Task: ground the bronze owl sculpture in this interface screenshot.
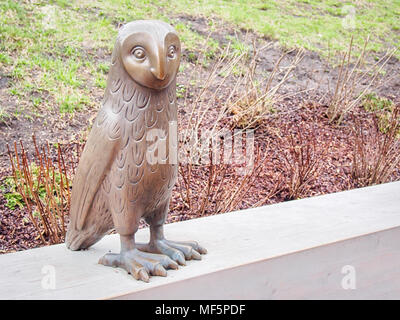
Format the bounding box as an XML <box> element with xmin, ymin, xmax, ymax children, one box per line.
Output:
<box><xmin>66</xmin><ymin>20</ymin><xmax>206</xmax><ymax>282</ymax></box>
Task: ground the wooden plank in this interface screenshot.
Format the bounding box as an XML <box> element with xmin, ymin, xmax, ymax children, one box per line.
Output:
<box><xmin>0</xmin><ymin>182</ymin><xmax>400</xmax><ymax>299</ymax></box>
<box><xmin>116</xmin><ymin>227</ymin><xmax>400</xmax><ymax>300</ymax></box>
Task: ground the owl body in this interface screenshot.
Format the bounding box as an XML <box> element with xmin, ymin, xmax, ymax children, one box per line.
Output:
<box><xmin>66</xmin><ymin>20</ymin><xmax>181</xmax><ymax>250</ymax></box>
<box><xmin>98</xmin><ymin>77</ymin><xmax>178</xmax><ymax>235</ymax></box>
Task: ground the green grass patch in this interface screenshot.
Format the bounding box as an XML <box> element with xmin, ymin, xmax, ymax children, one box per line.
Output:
<box><xmin>0</xmin><ymin>161</ymin><xmax>69</xmax><ymax>210</ymax></box>
<box><xmin>362</xmin><ymin>93</ymin><xmax>396</xmax><ymax>134</ymax></box>
<box><xmin>156</xmin><ymin>0</ymin><xmax>400</xmax><ymax>60</ymax></box>
<box><xmin>0</xmin><ymin>0</ymin><xmax>398</xmax><ymax>117</ymax></box>
<box><xmin>0</xmin><ymin>0</ymin><xmax>219</xmax><ymax>115</ymax></box>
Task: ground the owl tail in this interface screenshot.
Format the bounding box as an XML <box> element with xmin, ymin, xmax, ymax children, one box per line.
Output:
<box><xmin>65</xmin><ymin>223</ymin><xmax>108</xmax><ymax>251</ymax></box>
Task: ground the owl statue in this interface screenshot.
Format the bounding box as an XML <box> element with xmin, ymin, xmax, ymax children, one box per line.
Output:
<box><xmin>66</xmin><ymin>20</ymin><xmax>206</xmax><ymax>282</ymax></box>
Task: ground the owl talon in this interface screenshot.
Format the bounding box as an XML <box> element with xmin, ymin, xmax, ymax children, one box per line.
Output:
<box><xmin>137</xmin><ymin>239</ymin><xmax>206</xmax><ymax>265</ymax></box>
<box><xmin>191</xmin><ymin>249</ymin><xmax>202</xmax><ymax>260</ymax></box>
<box><xmin>153</xmin><ymin>264</ymin><xmax>168</xmax><ymax>277</ymax></box>
<box><xmin>163</xmin><ymin>240</ymin><xmax>206</xmax><ymax>261</ymax></box>
<box><xmin>172</xmin><ymin>251</ymin><xmax>186</xmax><ymax>266</ymax></box>
<box><xmin>98</xmin><ymin>253</ymin><xmax>121</xmax><ymax>267</ymax></box>
<box><xmin>166</xmin><ymin>240</ymin><xmax>207</xmax><ymax>256</ymax></box>
<box><xmin>136</xmin><ymin>268</ymin><xmax>150</xmax><ymax>282</ymax></box>
<box><xmin>99</xmin><ymin>248</ymin><xmax>174</xmax><ymax>282</ymax></box>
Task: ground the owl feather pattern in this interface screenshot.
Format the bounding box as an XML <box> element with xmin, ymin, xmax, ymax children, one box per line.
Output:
<box><xmin>66</xmin><ymin>22</ymin><xmax>178</xmax><ymax>250</ymax></box>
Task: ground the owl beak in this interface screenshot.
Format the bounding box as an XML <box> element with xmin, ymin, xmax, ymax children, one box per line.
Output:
<box><xmin>150</xmin><ymin>64</ymin><xmax>167</xmax><ymax>81</ymax></box>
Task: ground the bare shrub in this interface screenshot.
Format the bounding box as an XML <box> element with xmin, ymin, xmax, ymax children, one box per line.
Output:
<box><xmin>351</xmin><ymin>104</ymin><xmax>400</xmax><ymax>187</ymax></box>
<box><xmin>179</xmin><ymin>37</ymin><xmax>306</xmax><ymax>166</ymax></box>
<box><xmin>229</xmin><ymin>45</ymin><xmax>305</xmax><ymax>129</ymax></box>
<box><xmin>6</xmin><ymin>135</ymin><xmax>77</xmax><ymax>245</ymax></box>
<box><xmin>175</xmin><ymin>37</ymin><xmax>299</xmax><ymax>215</ymax></box>
<box><xmin>277</xmin><ymin>125</ymin><xmax>327</xmax><ymax>200</ymax></box>
<box><xmin>327</xmin><ymin>36</ymin><xmax>396</xmax><ymax>125</ymax></box>
<box><xmin>176</xmin><ymin>143</ymin><xmax>282</xmax><ymax>217</ymax></box>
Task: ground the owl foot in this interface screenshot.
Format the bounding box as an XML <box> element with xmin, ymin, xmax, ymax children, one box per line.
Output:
<box><xmin>98</xmin><ymin>248</ymin><xmax>178</xmax><ymax>282</ymax></box>
<box><xmin>136</xmin><ymin>239</ymin><xmax>207</xmax><ymax>266</ymax></box>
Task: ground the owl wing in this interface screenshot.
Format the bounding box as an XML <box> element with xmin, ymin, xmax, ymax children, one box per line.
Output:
<box><xmin>69</xmin><ymin>104</ymin><xmax>121</xmax><ymax>231</ymax></box>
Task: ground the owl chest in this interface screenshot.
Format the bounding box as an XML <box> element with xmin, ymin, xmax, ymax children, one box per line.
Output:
<box><xmin>107</xmin><ymin>117</ymin><xmax>177</xmax><ymax>210</ymax></box>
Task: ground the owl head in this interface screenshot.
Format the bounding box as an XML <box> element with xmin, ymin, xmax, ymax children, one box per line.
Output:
<box><xmin>116</xmin><ymin>20</ymin><xmax>181</xmax><ymax>90</ymax></box>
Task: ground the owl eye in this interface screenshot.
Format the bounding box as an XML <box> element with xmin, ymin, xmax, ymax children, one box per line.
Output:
<box><xmin>132</xmin><ymin>47</ymin><xmax>146</xmax><ymax>60</ymax></box>
<box><xmin>167</xmin><ymin>45</ymin><xmax>177</xmax><ymax>59</ymax></box>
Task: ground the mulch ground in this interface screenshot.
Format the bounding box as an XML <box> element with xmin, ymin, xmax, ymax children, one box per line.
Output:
<box><xmin>2</xmin><ymin>91</ymin><xmax>400</xmax><ymax>254</ymax></box>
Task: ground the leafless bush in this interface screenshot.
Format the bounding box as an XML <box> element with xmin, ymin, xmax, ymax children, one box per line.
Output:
<box><xmin>278</xmin><ymin>125</ymin><xmax>327</xmax><ymax>200</ymax></box>
<box><xmin>327</xmin><ymin>36</ymin><xmax>396</xmax><ymax>124</ymax></box>
<box><xmin>6</xmin><ymin>135</ymin><xmax>78</xmax><ymax>245</ymax></box>
<box><xmin>230</xmin><ymin>46</ymin><xmax>305</xmax><ymax>129</ymax></box>
<box><xmin>177</xmin><ymin>143</ymin><xmax>282</xmax><ymax>217</ymax></box>
<box><xmin>179</xmin><ymin>37</ymin><xmax>305</xmax><ymax>166</ymax></box>
<box><xmin>351</xmin><ymin>104</ymin><xmax>400</xmax><ymax>187</ymax></box>
<box><xmin>175</xmin><ymin>36</ymin><xmax>305</xmax><ymax>214</ymax></box>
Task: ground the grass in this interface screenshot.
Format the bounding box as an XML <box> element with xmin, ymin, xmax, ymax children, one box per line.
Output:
<box><xmin>0</xmin><ymin>0</ymin><xmax>398</xmax><ymax>118</ymax></box>
<box><xmin>157</xmin><ymin>0</ymin><xmax>400</xmax><ymax>59</ymax></box>
<box><xmin>0</xmin><ymin>105</ymin><xmax>11</xmax><ymax>125</ymax></box>
<box><xmin>0</xmin><ymin>0</ymin><xmax>216</xmax><ymax>115</ymax></box>
<box><xmin>362</xmin><ymin>92</ymin><xmax>397</xmax><ymax>134</ymax></box>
